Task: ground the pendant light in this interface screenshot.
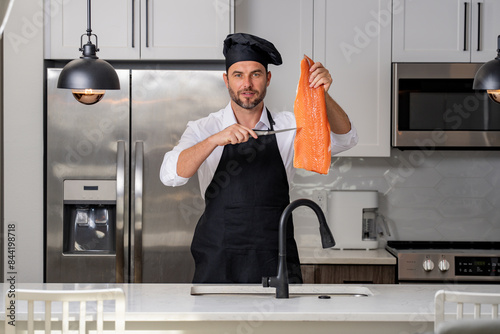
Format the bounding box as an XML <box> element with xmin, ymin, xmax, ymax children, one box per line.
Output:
<box><xmin>473</xmin><ymin>35</ymin><xmax>500</xmax><ymax>104</ymax></box>
<box><xmin>57</xmin><ymin>0</ymin><xmax>120</xmax><ymax>105</ymax></box>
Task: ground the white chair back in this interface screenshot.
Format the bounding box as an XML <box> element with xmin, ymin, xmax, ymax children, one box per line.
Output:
<box><xmin>4</xmin><ymin>288</ymin><xmax>125</xmax><ymax>334</ymax></box>
<box><xmin>434</xmin><ymin>290</ymin><xmax>500</xmax><ymax>332</ymax></box>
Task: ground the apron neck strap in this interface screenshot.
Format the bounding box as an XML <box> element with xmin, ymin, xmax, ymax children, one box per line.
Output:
<box><xmin>266</xmin><ymin>108</ymin><xmax>275</xmax><ymax>130</ymax></box>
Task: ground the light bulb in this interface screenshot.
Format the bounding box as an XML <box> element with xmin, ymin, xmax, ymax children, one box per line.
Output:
<box><xmin>71</xmin><ymin>89</ymin><xmax>105</xmax><ymax>105</ymax></box>
<box><xmin>487</xmin><ymin>90</ymin><xmax>500</xmax><ymax>104</ymax></box>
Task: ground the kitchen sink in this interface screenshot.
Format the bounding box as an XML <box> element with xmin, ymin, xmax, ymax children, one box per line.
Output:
<box><xmin>190</xmin><ymin>284</ymin><xmax>372</xmax><ymax>297</ymax></box>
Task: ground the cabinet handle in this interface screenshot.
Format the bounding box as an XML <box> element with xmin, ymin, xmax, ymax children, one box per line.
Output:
<box><xmin>132</xmin><ymin>0</ymin><xmax>135</xmax><ymax>48</ymax></box>
<box><xmin>477</xmin><ymin>2</ymin><xmax>481</xmax><ymax>51</ymax></box>
<box><xmin>463</xmin><ymin>2</ymin><xmax>469</xmax><ymax>51</ymax></box>
<box><xmin>146</xmin><ymin>0</ymin><xmax>149</xmax><ymax>48</ymax></box>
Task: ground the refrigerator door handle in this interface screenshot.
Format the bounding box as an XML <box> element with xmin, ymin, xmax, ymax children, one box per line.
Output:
<box><xmin>131</xmin><ymin>141</ymin><xmax>144</xmax><ymax>283</ymax></box>
<box><xmin>116</xmin><ymin>141</ymin><xmax>127</xmax><ymax>283</ymax></box>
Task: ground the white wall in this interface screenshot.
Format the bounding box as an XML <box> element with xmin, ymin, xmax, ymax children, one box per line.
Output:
<box><xmin>3</xmin><ymin>0</ymin><xmax>44</xmax><ymax>282</ymax></box>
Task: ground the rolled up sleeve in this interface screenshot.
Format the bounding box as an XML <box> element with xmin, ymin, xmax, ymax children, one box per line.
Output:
<box><xmin>159</xmin><ymin>122</ymin><xmax>199</xmax><ymax>187</ymax></box>
<box><xmin>331</xmin><ymin>123</ymin><xmax>359</xmax><ymax>156</ymax></box>
<box><xmin>159</xmin><ymin>149</ymin><xmax>190</xmax><ymax>187</ymax></box>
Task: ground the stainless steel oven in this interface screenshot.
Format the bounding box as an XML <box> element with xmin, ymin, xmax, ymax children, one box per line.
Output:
<box><xmin>386</xmin><ymin>241</ymin><xmax>500</xmax><ymax>283</ymax></box>
<box><xmin>393</xmin><ymin>63</ymin><xmax>500</xmax><ymax>148</ymax></box>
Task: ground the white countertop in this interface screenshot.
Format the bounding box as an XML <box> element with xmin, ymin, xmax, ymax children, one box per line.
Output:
<box><xmin>2</xmin><ymin>283</ymin><xmax>496</xmax><ymax>324</ymax></box>
<box><xmin>299</xmin><ymin>247</ymin><xmax>396</xmax><ymax>265</ymax></box>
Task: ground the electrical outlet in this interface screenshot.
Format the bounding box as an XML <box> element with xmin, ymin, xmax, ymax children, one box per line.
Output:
<box><xmin>312</xmin><ymin>190</ymin><xmax>328</xmax><ymax>213</ymax></box>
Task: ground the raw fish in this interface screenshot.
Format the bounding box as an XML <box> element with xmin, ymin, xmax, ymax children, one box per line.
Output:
<box><xmin>293</xmin><ymin>55</ymin><xmax>331</xmax><ymax>174</ymax></box>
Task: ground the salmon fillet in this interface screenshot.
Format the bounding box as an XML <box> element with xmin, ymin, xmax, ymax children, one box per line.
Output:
<box><xmin>293</xmin><ymin>55</ymin><xmax>331</xmax><ymax>174</ymax></box>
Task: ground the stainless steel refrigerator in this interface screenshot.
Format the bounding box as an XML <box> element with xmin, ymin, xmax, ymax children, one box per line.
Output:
<box><xmin>45</xmin><ymin>69</ymin><xmax>228</xmax><ymax>283</ymax></box>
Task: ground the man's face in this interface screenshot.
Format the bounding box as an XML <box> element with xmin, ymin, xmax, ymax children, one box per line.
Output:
<box><xmin>223</xmin><ymin>61</ymin><xmax>271</xmax><ymax>110</ymax></box>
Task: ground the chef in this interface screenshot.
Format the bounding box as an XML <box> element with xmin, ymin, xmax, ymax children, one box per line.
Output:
<box><xmin>160</xmin><ymin>33</ymin><xmax>358</xmax><ymax>283</ymax></box>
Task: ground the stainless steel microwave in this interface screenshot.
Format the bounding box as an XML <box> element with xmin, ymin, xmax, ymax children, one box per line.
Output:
<box><xmin>393</xmin><ymin>63</ymin><xmax>500</xmax><ymax>148</ymax></box>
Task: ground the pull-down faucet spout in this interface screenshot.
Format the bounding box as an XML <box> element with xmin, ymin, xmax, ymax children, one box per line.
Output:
<box><xmin>262</xmin><ymin>198</ymin><xmax>335</xmax><ymax>298</ymax></box>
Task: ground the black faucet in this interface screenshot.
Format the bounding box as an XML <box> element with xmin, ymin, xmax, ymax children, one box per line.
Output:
<box><xmin>262</xmin><ymin>198</ymin><xmax>336</xmax><ymax>298</ymax></box>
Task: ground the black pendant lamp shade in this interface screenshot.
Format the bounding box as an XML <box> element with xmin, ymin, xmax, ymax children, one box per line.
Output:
<box><xmin>473</xmin><ymin>35</ymin><xmax>500</xmax><ymax>103</ymax></box>
<box><xmin>57</xmin><ymin>0</ymin><xmax>120</xmax><ymax>105</ymax></box>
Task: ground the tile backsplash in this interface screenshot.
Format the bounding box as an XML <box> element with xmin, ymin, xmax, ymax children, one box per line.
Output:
<box><xmin>291</xmin><ymin>148</ymin><xmax>500</xmax><ymax>248</ymax></box>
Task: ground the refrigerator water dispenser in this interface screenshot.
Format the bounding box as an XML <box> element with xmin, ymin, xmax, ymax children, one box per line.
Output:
<box><xmin>63</xmin><ymin>180</ymin><xmax>116</xmax><ymax>254</ymax></box>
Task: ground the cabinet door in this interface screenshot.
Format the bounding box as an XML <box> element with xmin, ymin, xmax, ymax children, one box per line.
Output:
<box><xmin>471</xmin><ymin>0</ymin><xmax>500</xmax><ymax>62</ymax></box>
<box><xmin>234</xmin><ymin>0</ymin><xmax>313</xmax><ymax>112</ymax></box>
<box><xmin>314</xmin><ymin>0</ymin><xmax>391</xmax><ymax>157</ymax></box>
<box><xmin>140</xmin><ymin>0</ymin><xmax>232</xmax><ymax>59</ymax></box>
<box><xmin>392</xmin><ymin>0</ymin><xmax>470</xmax><ymax>62</ymax></box>
<box><xmin>46</xmin><ymin>0</ymin><xmax>140</xmax><ymax>60</ymax></box>
<box><xmin>301</xmin><ymin>264</ymin><xmax>396</xmax><ymax>284</ymax></box>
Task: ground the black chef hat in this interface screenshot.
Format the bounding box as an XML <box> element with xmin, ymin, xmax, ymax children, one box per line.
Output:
<box><xmin>223</xmin><ymin>33</ymin><xmax>282</xmax><ymax>72</ymax></box>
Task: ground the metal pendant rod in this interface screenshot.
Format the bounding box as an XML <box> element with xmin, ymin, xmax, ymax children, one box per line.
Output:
<box><xmin>86</xmin><ymin>0</ymin><xmax>92</xmax><ymax>40</ymax></box>
<box><xmin>497</xmin><ymin>35</ymin><xmax>500</xmax><ymax>56</ymax></box>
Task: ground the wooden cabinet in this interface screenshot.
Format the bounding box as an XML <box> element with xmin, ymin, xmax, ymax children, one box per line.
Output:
<box><xmin>393</xmin><ymin>0</ymin><xmax>500</xmax><ymax>62</ymax></box>
<box><xmin>45</xmin><ymin>0</ymin><xmax>233</xmax><ymax>60</ymax></box>
<box><xmin>301</xmin><ymin>264</ymin><xmax>396</xmax><ymax>284</ymax></box>
<box><xmin>313</xmin><ymin>0</ymin><xmax>392</xmax><ymax>157</ymax></box>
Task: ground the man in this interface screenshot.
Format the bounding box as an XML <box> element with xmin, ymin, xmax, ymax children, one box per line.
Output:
<box><xmin>160</xmin><ymin>33</ymin><xmax>358</xmax><ymax>284</ymax></box>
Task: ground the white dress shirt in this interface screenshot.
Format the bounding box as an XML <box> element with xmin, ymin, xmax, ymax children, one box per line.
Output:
<box><xmin>160</xmin><ymin>102</ymin><xmax>358</xmax><ymax>198</ymax></box>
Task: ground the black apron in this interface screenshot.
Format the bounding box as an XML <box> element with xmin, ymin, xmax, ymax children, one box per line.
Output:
<box><xmin>191</xmin><ymin>109</ymin><xmax>302</xmax><ymax>283</ymax></box>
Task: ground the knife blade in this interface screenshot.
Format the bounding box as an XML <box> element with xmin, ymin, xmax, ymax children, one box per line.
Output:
<box><xmin>253</xmin><ymin>128</ymin><xmax>297</xmax><ymax>136</ymax></box>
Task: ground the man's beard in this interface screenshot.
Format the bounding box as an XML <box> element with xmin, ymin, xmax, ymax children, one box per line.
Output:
<box><xmin>228</xmin><ymin>86</ymin><xmax>267</xmax><ymax>110</ymax></box>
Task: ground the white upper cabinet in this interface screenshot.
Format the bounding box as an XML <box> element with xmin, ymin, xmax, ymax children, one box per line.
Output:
<box><xmin>235</xmin><ymin>0</ymin><xmax>390</xmax><ymax>157</ymax></box>
<box><xmin>140</xmin><ymin>0</ymin><xmax>232</xmax><ymax>59</ymax></box>
<box><xmin>46</xmin><ymin>0</ymin><xmax>139</xmax><ymax>59</ymax></box>
<box><xmin>234</xmin><ymin>0</ymin><xmax>313</xmax><ymax>115</ymax></box>
<box><xmin>45</xmin><ymin>0</ymin><xmax>233</xmax><ymax>60</ymax></box>
<box><xmin>470</xmin><ymin>0</ymin><xmax>500</xmax><ymax>62</ymax></box>
<box><xmin>393</xmin><ymin>0</ymin><xmax>500</xmax><ymax>62</ymax></box>
<box><xmin>314</xmin><ymin>0</ymin><xmax>391</xmax><ymax>157</ymax></box>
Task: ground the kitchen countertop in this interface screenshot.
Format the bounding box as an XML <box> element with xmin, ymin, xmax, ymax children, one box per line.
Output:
<box><xmin>2</xmin><ymin>283</ymin><xmax>498</xmax><ymax>333</ymax></box>
<box><xmin>299</xmin><ymin>247</ymin><xmax>396</xmax><ymax>265</ymax></box>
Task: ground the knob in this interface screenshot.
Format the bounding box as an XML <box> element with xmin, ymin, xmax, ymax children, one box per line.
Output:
<box><xmin>438</xmin><ymin>259</ymin><xmax>450</xmax><ymax>272</ymax></box>
<box><xmin>423</xmin><ymin>259</ymin><xmax>434</xmax><ymax>272</ymax></box>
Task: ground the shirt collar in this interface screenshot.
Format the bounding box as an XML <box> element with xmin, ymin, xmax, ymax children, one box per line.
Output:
<box><xmin>222</xmin><ymin>102</ymin><xmax>272</xmax><ymax>130</ymax></box>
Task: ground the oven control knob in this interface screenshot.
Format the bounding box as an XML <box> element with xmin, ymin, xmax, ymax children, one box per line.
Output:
<box><xmin>438</xmin><ymin>259</ymin><xmax>450</xmax><ymax>272</ymax></box>
<box><xmin>423</xmin><ymin>259</ymin><xmax>434</xmax><ymax>272</ymax></box>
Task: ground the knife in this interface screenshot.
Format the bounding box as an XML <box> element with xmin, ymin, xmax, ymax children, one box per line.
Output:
<box><xmin>253</xmin><ymin>128</ymin><xmax>297</xmax><ymax>136</ymax></box>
